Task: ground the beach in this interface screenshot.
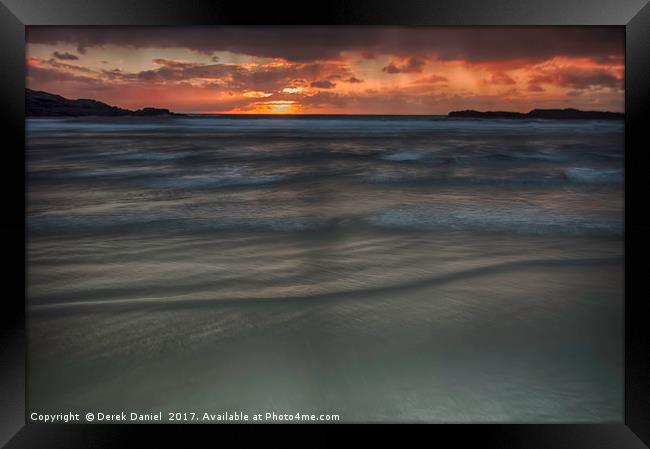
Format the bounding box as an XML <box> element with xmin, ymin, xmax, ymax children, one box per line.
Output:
<box><xmin>27</xmin><ymin>116</ymin><xmax>624</xmax><ymax>422</ymax></box>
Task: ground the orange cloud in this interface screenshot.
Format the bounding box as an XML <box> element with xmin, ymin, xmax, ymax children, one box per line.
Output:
<box><xmin>243</xmin><ymin>91</ymin><xmax>273</xmax><ymax>98</ymax></box>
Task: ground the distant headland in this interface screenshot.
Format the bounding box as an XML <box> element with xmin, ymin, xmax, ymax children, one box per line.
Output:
<box><xmin>448</xmin><ymin>108</ymin><xmax>624</xmax><ymax>120</ymax></box>
<box><xmin>26</xmin><ymin>89</ymin><xmax>184</xmax><ymax>117</ymax></box>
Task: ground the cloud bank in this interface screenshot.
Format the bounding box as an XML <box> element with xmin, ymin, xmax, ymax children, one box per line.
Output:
<box><xmin>26</xmin><ymin>26</ymin><xmax>624</xmax><ymax>114</ymax></box>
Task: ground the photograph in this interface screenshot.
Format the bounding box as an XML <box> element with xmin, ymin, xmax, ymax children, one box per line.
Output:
<box><xmin>25</xmin><ymin>26</ymin><xmax>625</xmax><ymax>424</ymax></box>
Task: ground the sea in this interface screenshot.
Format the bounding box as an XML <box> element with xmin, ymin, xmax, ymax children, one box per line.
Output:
<box><xmin>26</xmin><ymin>115</ymin><xmax>624</xmax><ymax>422</ymax></box>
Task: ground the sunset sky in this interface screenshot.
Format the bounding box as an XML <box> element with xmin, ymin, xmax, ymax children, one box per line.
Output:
<box><xmin>26</xmin><ymin>27</ymin><xmax>624</xmax><ymax>114</ymax></box>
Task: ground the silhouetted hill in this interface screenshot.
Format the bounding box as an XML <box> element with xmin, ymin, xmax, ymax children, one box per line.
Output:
<box><xmin>448</xmin><ymin>108</ymin><xmax>623</xmax><ymax>120</ymax></box>
<box><xmin>26</xmin><ymin>89</ymin><xmax>183</xmax><ymax>117</ymax></box>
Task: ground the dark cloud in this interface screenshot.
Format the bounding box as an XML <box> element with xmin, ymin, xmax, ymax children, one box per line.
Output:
<box><xmin>527</xmin><ymin>84</ymin><xmax>545</xmax><ymax>92</ymax></box>
<box><xmin>345</xmin><ymin>76</ymin><xmax>363</xmax><ymax>83</ymax></box>
<box><xmin>530</xmin><ymin>66</ymin><xmax>623</xmax><ymax>90</ymax></box>
<box><xmin>101</xmin><ymin>68</ymin><xmax>124</xmax><ymax>80</ymax></box>
<box><xmin>382</xmin><ymin>57</ymin><xmax>426</xmax><ymax>74</ymax></box>
<box><xmin>152</xmin><ymin>58</ymin><xmax>203</xmax><ymax>69</ymax></box>
<box><xmin>310</xmin><ymin>80</ymin><xmax>336</xmax><ymax>89</ymax></box>
<box><xmin>27</xmin><ymin>27</ymin><xmax>623</xmax><ymax>63</ymax></box>
<box><xmin>300</xmin><ymin>91</ymin><xmax>349</xmax><ymax>109</ymax></box>
<box><xmin>589</xmin><ymin>54</ymin><xmax>624</xmax><ymax>65</ymax></box>
<box><xmin>99</xmin><ymin>61</ymin><xmax>244</xmax><ymax>85</ymax></box>
<box><xmin>34</xmin><ymin>54</ymin><xmax>353</xmax><ymax>94</ymax></box>
<box><xmin>135</xmin><ymin>70</ymin><xmax>161</xmax><ymax>81</ymax></box>
<box><xmin>52</xmin><ymin>51</ymin><xmax>79</xmax><ymax>60</ymax></box>
<box><xmin>28</xmin><ymin>65</ymin><xmax>85</xmax><ymax>83</ymax></box>
<box><xmin>27</xmin><ymin>65</ymin><xmax>110</xmax><ymax>93</ymax></box>
<box><xmin>381</xmin><ymin>63</ymin><xmax>400</xmax><ymax>74</ymax></box>
<box><xmin>486</xmin><ymin>72</ymin><xmax>516</xmax><ymax>85</ymax></box>
<box><xmin>45</xmin><ymin>58</ymin><xmax>95</xmax><ymax>74</ymax></box>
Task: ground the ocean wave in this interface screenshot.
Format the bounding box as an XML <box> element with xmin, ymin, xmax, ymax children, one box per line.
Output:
<box><xmin>29</xmin><ymin>254</ymin><xmax>623</xmax><ymax>312</ymax></box>
<box><xmin>150</xmin><ymin>174</ymin><xmax>288</xmax><ymax>189</ymax></box>
<box><xmin>367</xmin><ymin>207</ymin><xmax>622</xmax><ymax>236</ymax></box>
<box><xmin>366</xmin><ymin>172</ymin><xmax>415</xmax><ymax>183</ymax></box>
<box><xmin>116</xmin><ymin>152</ymin><xmax>186</xmax><ymax>162</ymax></box>
<box><xmin>564</xmin><ymin>168</ymin><xmax>623</xmax><ymax>184</ymax></box>
<box><xmin>28</xmin><ymin>214</ymin><xmax>336</xmax><ymax>236</ymax></box>
<box><xmin>379</xmin><ymin>151</ymin><xmax>434</xmax><ymax>162</ymax></box>
<box><xmin>500</xmin><ymin>152</ymin><xmax>570</xmax><ymax>162</ymax></box>
<box><xmin>29</xmin><ymin>206</ymin><xmax>622</xmax><ymax>237</ymax></box>
<box><xmin>190</xmin><ymin>217</ymin><xmax>334</xmax><ymax>232</ymax></box>
<box><xmin>364</xmin><ymin>171</ymin><xmax>569</xmax><ymax>187</ymax></box>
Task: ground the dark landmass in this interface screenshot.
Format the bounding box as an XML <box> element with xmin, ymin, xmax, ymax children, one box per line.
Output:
<box><xmin>448</xmin><ymin>108</ymin><xmax>624</xmax><ymax>120</ymax></box>
<box><xmin>26</xmin><ymin>89</ymin><xmax>184</xmax><ymax>117</ymax></box>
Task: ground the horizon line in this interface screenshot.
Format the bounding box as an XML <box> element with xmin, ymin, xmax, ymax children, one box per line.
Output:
<box><xmin>181</xmin><ymin>110</ymin><xmax>625</xmax><ymax>116</ymax></box>
<box><xmin>25</xmin><ymin>89</ymin><xmax>625</xmax><ymax>116</ymax></box>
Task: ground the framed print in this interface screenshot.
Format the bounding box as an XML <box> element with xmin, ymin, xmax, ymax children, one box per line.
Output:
<box><xmin>1</xmin><ymin>0</ymin><xmax>649</xmax><ymax>446</ymax></box>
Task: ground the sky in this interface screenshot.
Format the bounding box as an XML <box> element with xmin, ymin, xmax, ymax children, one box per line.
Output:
<box><xmin>26</xmin><ymin>26</ymin><xmax>624</xmax><ymax>114</ymax></box>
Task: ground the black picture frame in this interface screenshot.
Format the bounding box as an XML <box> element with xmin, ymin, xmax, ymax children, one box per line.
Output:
<box><xmin>2</xmin><ymin>0</ymin><xmax>649</xmax><ymax>446</ymax></box>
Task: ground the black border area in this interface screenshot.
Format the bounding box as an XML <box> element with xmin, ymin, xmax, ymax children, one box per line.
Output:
<box><xmin>1</xmin><ymin>0</ymin><xmax>649</xmax><ymax>446</ymax></box>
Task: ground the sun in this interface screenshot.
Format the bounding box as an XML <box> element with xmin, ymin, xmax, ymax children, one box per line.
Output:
<box><xmin>269</xmin><ymin>101</ymin><xmax>297</xmax><ymax>113</ymax></box>
<box><xmin>245</xmin><ymin>100</ymin><xmax>301</xmax><ymax>114</ymax></box>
